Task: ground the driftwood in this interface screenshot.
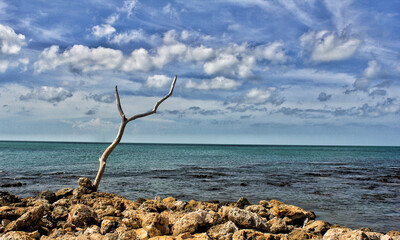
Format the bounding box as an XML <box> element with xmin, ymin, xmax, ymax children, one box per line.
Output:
<box><xmin>93</xmin><ymin>75</ymin><xmax>177</xmax><ymax>190</ymax></box>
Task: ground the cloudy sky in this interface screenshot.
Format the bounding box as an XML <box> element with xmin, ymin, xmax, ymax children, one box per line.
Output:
<box><xmin>0</xmin><ymin>0</ymin><xmax>399</xmax><ymax>145</ymax></box>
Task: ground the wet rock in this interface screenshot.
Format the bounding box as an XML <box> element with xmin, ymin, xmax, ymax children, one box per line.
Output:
<box><xmin>303</xmin><ymin>220</ymin><xmax>330</xmax><ymax>235</ymax></box>
<box><xmin>55</xmin><ymin>188</ymin><xmax>74</xmax><ymax>199</ymax></box>
<box><xmin>68</xmin><ymin>204</ymin><xmax>98</xmax><ymax>228</ymax></box>
<box><xmin>221</xmin><ymin>207</ymin><xmax>269</xmax><ymax>232</ymax></box>
<box><xmin>0</xmin><ymin>192</ymin><xmax>21</xmax><ymax>206</ymax></box>
<box><xmin>172</xmin><ymin>209</ymin><xmax>217</xmax><ymax>236</ymax></box>
<box><xmin>268</xmin><ymin>217</ymin><xmax>293</xmax><ymax>234</ymax></box>
<box><xmin>4</xmin><ymin>205</ymin><xmax>45</xmax><ymax>232</ymax></box>
<box><xmin>207</xmin><ymin>221</ymin><xmax>239</xmax><ymax>240</ymax></box>
<box><xmin>142</xmin><ymin>213</ymin><xmax>170</xmax><ymax>237</ymax></box>
<box><xmin>0</xmin><ymin>230</ymin><xmax>40</xmax><ymax>240</ymax></box>
<box><xmin>0</xmin><ymin>182</ymin><xmax>25</xmax><ymax>188</ymax></box>
<box><xmin>37</xmin><ymin>190</ymin><xmax>56</xmax><ymax>204</ymax></box>
<box><xmin>269</xmin><ymin>200</ymin><xmax>315</xmax><ymax>224</ymax></box>
<box><xmin>236</xmin><ymin>197</ymin><xmax>251</xmax><ymax>209</ymax></box>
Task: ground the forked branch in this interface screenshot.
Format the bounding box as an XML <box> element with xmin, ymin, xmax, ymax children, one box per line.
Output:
<box><xmin>92</xmin><ymin>75</ymin><xmax>177</xmax><ymax>191</ymax></box>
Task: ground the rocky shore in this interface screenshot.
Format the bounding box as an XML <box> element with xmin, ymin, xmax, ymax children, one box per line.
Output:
<box><xmin>0</xmin><ymin>178</ymin><xmax>399</xmax><ymax>240</ymax></box>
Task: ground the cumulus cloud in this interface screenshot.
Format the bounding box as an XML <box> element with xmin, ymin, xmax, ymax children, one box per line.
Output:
<box><xmin>318</xmin><ymin>92</ymin><xmax>332</xmax><ymax>102</ymax></box>
<box><xmin>245</xmin><ymin>88</ymin><xmax>284</xmax><ymax>105</ymax></box>
<box><xmin>0</xmin><ymin>24</ymin><xmax>26</xmax><ymax>55</ymax></box>
<box><xmin>72</xmin><ymin>118</ymin><xmax>117</xmax><ymax>130</ymax></box>
<box><xmin>203</xmin><ymin>54</ymin><xmax>238</xmax><ymax>75</ymax></box>
<box><xmin>352</xmin><ymin>78</ymin><xmax>370</xmax><ymax>91</ymax></box>
<box><xmin>255</xmin><ymin>42</ymin><xmax>287</xmax><ymax>63</ymax></box>
<box><xmin>92</xmin><ymin>24</ymin><xmax>116</xmax><ymax>38</ymax></box>
<box><xmin>19</xmin><ymin>86</ymin><xmax>73</xmax><ymax>103</ymax></box>
<box><xmin>146</xmin><ymin>74</ymin><xmax>171</xmax><ymax>88</ymax></box>
<box><xmin>121</xmin><ymin>48</ymin><xmax>153</xmax><ymax>72</ymax></box>
<box><xmin>110</xmin><ymin>29</ymin><xmax>145</xmax><ymax>44</ymax></box>
<box><xmin>186</xmin><ymin>76</ymin><xmax>241</xmax><ymax>90</ymax></box>
<box><xmin>300</xmin><ymin>30</ymin><xmax>361</xmax><ymax>62</ymax></box>
<box><xmin>34</xmin><ymin>45</ymin><xmax>123</xmax><ymax>73</ymax></box>
<box><xmin>89</xmin><ymin>94</ymin><xmax>114</xmax><ymax>103</ymax></box>
<box><xmin>363</xmin><ymin>60</ymin><xmax>381</xmax><ymax>79</ymax></box>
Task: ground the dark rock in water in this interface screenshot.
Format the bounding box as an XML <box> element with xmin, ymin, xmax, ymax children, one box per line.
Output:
<box><xmin>37</xmin><ymin>191</ymin><xmax>56</xmax><ymax>204</ymax></box>
<box><xmin>78</xmin><ymin>177</ymin><xmax>93</xmax><ymax>189</ymax></box>
<box><xmin>0</xmin><ymin>192</ymin><xmax>21</xmax><ymax>206</ymax></box>
<box><xmin>0</xmin><ymin>182</ymin><xmax>25</xmax><ymax>188</ymax></box>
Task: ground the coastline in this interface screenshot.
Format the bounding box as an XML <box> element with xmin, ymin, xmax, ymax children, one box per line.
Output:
<box><xmin>0</xmin><ymin>178</ymin><xmax>399</xmax><ymax>240</ymax></box>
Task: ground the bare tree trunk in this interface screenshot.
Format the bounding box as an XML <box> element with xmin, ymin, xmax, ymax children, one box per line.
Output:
<box><xmin>92</xmin><ymin>75</ymin><xmax>177</xmax><ymax>191</ymax></box>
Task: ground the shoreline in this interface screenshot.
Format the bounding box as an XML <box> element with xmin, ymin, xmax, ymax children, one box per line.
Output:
<box><xmin>0</xmin><ymin>178</ymin><xmax>399</xmax><ymax>240</ymax></box>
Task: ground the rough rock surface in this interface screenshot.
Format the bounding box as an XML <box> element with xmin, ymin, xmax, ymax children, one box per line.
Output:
<box><xmin>0</xmin><ymin>180</ymin><xmax>398</xmax><ymax>240</ymax></box>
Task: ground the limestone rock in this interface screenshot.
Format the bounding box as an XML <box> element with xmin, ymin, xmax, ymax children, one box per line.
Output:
<box><xmin>55</xmin><ymin>188</ymin><xmax>74</xmax><ymax>199</ymax></box>
<box><xmin>221</xmin><ymin>207</ymin><xmax>269</xmax><ymax>232</ymax></box>
<box><xmin>37</xmin><ymin>190</ymin><xmax>56</xmax><ymax>204</ymax></box>
<box><xmin>68</xmin><ymin>204</ymin><xmax>98</xmax><ymax>228</ymax></box>
<box><xmin>121</xmin><ymin>209</ymin><xmax>142</xmax><ymax>229</ymax></box>
<box><xmin>322</xmin><ymin>228</ymin><xmax>385</xmax><ymax>240</ymax></box>
<box><xmin>287</xmin><ymin>228</ymin><xmax>313</xmax><ymax>240</ymax></box>
<box><xmin>304</xmin><ymin>220</ymin><xmax>330</xmax><ymax>235</ymax></box>
<box><xmin>52</xmin><ymin>205</ymin><xmax>69</xmax><ymax>221</ymax></box>
<box><xmin>139</xmin><ymin>197</ymin><xmax>168</xmax><ymax>213</ymax></box>
<box><xmin>268</xmin><ymin>217</ymin><xmax>293</xmax><ymax>234</ymax></box>
<box><xmin>84</xmin><ymin>225</ymin><xmax>101</xmax><ymax>235</ymax></box>
<box><xmin>232</xmin><ymin>229</ymin><xmax>280</xmax><ymax>240</ymax></box>
<box><xmin>269</xmin><ymin>200</ymin><xmax>315</xmax><ymax>223</ymax></box>
<box><xmin>172</xmin><ymin>209</ymin><xmax>217</xmax><ymax>235</ymax></box>
<box><xmin>78</xmin><ymin>177</ymin><xmax>93</xmax><ymax>189</ymax></box>
<box><xmin>207</xmin><ymin>221</ymin><xmax>239</xmax><ymax>240</ymax></box>
<box><xmin>245</xmin><ymin>205</ymin><xmax>270</xmax><ymax>218</ymax></box>
<box><xmin>100</xmin><ymin>219</ymin><xmax>119</xmax><ymax>234</ymax></box>
<box><xmin>73</xmin><ymin>186</ymin><xmax>92</xmax><ymax>199</ymax></box>
<box><xmin>0</xmin><ymin>192</ymin><xmax>21</xmax><ymax>206</ymax></box>
<box><xmin>0</xmin><ymin>206</ymin><xmax>28</xmax><ymax>220</ymax></box>
<box><xmin>236</xmin><ymin>198</ymin><xmax>251</xmax><ymax>209</ymax></box>
<box><xmin>0</xmin><ymin>230</ymin><xmax>40</xmax><ymax>240</ymax></box>
<box><xmin>142</xmin><ymin>212</ymin><xmax>170</xmax><ymax>237</ymax></box>
<box><xmin>4</xmin><ymin>205</ymin><xmax>45</xmax><ymax>232</ymax></box>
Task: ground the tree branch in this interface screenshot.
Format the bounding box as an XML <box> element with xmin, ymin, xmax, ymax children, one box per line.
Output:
<box><xmin>115</xmin><ymin>86</ymin><xmax>126</xmax><ymax>121</ymax></box>
<box><xmin>127</xmin><ymin>75</ymin><xmax>177</xmax><ymax>122</ymax></box>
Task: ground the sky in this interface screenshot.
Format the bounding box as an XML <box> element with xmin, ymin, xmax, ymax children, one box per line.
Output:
<box><xmin>0</xmin><ymin>0</ymin><xmax>399</xmax><ymax>146</ymax></box>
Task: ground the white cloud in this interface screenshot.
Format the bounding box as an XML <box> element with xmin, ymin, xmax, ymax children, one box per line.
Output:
<box><xmin>278</xmin><ymin>68</ymin><xmax>355</xmax><ymax>85</ymax></box>
<box><xmin>245</xmin><ymin>88</ymin><xmax>284</xmax><ymax>105</ymax></box>
<box><xmin>119</xmin><ymin>0</ymin><xmax>138</xmax><ymax>18</ymax></box>
<box><xmin>300</xmin><ymin>30</ymin><xmax>361</xmax><ymax>62</ymax></box>
<box><xmin>146</xmin><ymin>74</ymin><xmax>172</xmax><ymax>88</ymax></box>
<box><xmin>0</xmin><ymin>24</ymin><xmax>26</xmax><ymax>55</ymax></box>
<box><xmin>255</xmin><ymin>41</ymin><xmax>287</xmax><ymax>63</ymax></box>
<box><xmin>363</xmin><ymin>60</ymin><xmax>381</xmax><ymax>79</ymax></box>
<box><xmin>71</xmin><ymin>118</ymin><xmax>118</xmax><ymax>130</ymax></box>
<box><xmin>186</xmin><ymin>76</ymin><xmax>241</xmax><ymax>90</ymax></box>
<box><xmin>185</xmin><ymin>45</ymin><xmax>214</xmax><ymax>62</ymax></box>
<box><xmin>203</xmin><ymin>54</ymin><xmax>239</xmax><ymax>75</ymax></box>
<box><xmin>34</xmin><ymin>45</ymin><xmax>124</xmax><ymax>73</ymax></box>
<box><xmin>353</xmin><ymin>78</ymin><xmax>370</xmax><ymax>91</ymax></box>
<box><xmin>92</xmin><ymin>24</ymin><xmax>116</xmax><ymax>38</ymax></box>
<box><xmin>110</xmin><ymin>29</ymin><xmax>145</xmax><ymax>44</ymax></box>
<box><xmin>121</xmin><ymin>48</ymin><xmax>154</xmax><ymax>72</ymax></box>
<box><xmin>20</xmin><ymin>86</ymin><xmax>73</xmax><ymax>103</ymax></box>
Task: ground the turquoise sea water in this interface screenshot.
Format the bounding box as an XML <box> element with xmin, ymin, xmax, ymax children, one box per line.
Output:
<box><xmin>0</xmin><ymin>141</ymin><xmax>399</xmax><ymax>232</ymax></box>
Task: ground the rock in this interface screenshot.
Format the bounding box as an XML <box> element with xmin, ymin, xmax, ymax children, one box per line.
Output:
<box><xmin>236</xmin><ymin>197</ymin><xmax>251</xmax><ymax>209</ymax></box>
<box><xmin>160</xmin><ymin>211</ymin><xmax>186</xmax><ymax>226</ymax></box>
<box><xmin>78</xmin><ymin>177</ymin><xmax>93</xmax><ymax>189</ymax></box>
<box><xmin>142</xmin><ymin>213</ymin><xmax>170</xmax><ymax>237</ymax></box>
<box><xmin>162</xmin><ymin>197</ymin><xmax>177</xmax><ymax>209</ymax></box>
<box><xmin>52</xmin><ymin>206</ymin><xmax>69</xmax><ymax>221</ymax></box>
<box><xmin>268</xmin><ymin>217</ymin><xmax>293</xmax><ymax>234</ymax></box>
<box><xmin>73</xmin><ymin>186</ymin><xmax>92</xmax><ymax>199</ymax></box>
<box><xmin>221</xmin><ymin>207</ymin><xmax>269</xmax><ymax>232</ymax></box>
<box><xmin>37</xmin><ymin>190</ymin><xmax>56</xmax><ymax>204</ymax></box>
<box><xmin>172</xmin><ymin>209</ymin><xmax>217</xmax><ymax>236</ymax></box>
<box><xmin>245</xmin><ymin>205</ymin><xmax>270</xmax><ymax>218</ymax></box>
<box><xmin>139</xmin><ymin>197</ymin><xmax>168</xmax><ymax>213</ymax></box>
<box><xmin>68</xmin><ymin>204</ymin><xmax>98</xmax><ymax>228</ymax></box>
<box><xmin>55</xmin><ymin>188</ymin><xmax>74</xmax><ymax>199</ymax></box>
<box><xmin>0</xmin><ymin>230</ymin><xmax>40</xmax><ymax>240</ymax></box>
<box><xmin>84</xmin><ymin>225</ymin><xmax>101</xmax><ymax>235</ymax></box>
<box><xmin>322</xmin><ymin>228</ymin><xmax>385</xmax><ymax>240</ymax></box>
<box><xmin>0</xmin><ymin>192</ymin><xmax>21</xmax><ymax>206</ymax></box>
<box><xmin>232</xmin><ymin>229</ymin><xmax>280</xmax><ymax>240</ymax></box>
<box><xmin>121</xmin><ymin>209</ymin><xmax>142</xmax><ymax>229</ymax></box>
<box><xmin>304</xmin><ymin>220</ymin><xmax>330</xmax><ymax>235</ymax></box>
<box><xmin>259</xmin><ymin>200</ymin><xmax>271</xmax><ymax>209</ymax></box>
<box><xmin>269</xmin><ymin>200</ymin><xmax>315</xmax><ymax>224</ymax></box>
<box><xmin>207</xmin><ymin>221</ymin><xmax>239</xmax><ymax>240</ymax></box>
<box><xmin>0</xmin><ymin>206</ymin><xmax>28</xmax><ymax>220</ymax></box>
<box><xmin>100</xmin><ymin>219</ymin><xmax>119</xmax><ymax>234</ymax></box>
<box><xmin>287</xmin><ymin>228</ymin><xmax>315</xmax><ymax>240</ymax></box>
<box><xmin>4</xmin><ymin>205</ymin><xmax>45</xmax><ymax>232</ymax></box>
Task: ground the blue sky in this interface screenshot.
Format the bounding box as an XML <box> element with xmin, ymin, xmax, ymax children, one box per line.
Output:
<box><xmin>0</xmin><ymin>0</ymin><xmax>399</xmax><ymax>145</ymax></box>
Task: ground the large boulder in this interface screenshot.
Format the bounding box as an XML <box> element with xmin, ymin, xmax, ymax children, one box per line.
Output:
<box><xmin>221</xmin><ymin>207</ymin><xmax>269</xmax><ymax>232</ymax></box>
<box><xmin>142</xmin><ymin>212</ymin><xmax>170</xmax><ymax>237</ymax></box>
<box><xmin>207</xmin><ymin>221</ymin><xmax>239</xmax><ymax>240</ymax></box>
<box><xmin>68</xmin><ymin>204</ymin><xmax>98</xmax><ymax>228</ymax></box>
<box><xmin>172</xmin><ymin>209</ymin><xmax>218</xmax><ymax>235</ymax></box>
<box><xmin>269</xmin><ymin>200</ymin><xmax>315</xmax><ymax>224</ymax></box>
<box><xmin>4</xmin><ymin>205</ymin><xmax>45</xmax><ymax>232</ymax></box>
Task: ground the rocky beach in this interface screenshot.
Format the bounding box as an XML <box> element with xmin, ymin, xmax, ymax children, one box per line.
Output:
<box><xmin>0</xmin><ymin>178</ymin><xmax>399</xmax><ymax>240</ymax></box>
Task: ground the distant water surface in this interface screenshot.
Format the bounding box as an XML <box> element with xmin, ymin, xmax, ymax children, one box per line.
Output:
<box><xmin>0</xmin><ymin>141</ymin><xmax>399</xmax><ymax>232</ymax></box>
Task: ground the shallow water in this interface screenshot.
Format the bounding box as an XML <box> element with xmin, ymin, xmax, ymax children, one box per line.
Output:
<box><xmin>0</xmin><ymin>141</ymin><xmax>399</xmax><ymax>232</ymax></box>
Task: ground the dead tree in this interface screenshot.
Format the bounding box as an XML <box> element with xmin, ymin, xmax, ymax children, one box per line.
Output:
<box><xmin>92</xmin><ymin>75</ymin><xmax>177</xmax><ymax>191</ymax></box>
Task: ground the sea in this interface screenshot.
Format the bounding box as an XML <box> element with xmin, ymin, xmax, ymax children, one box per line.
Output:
<box><xmin>0</xmin><ymin>141</ymin><xmax>399</xmax><ymax>232</ymax></box>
